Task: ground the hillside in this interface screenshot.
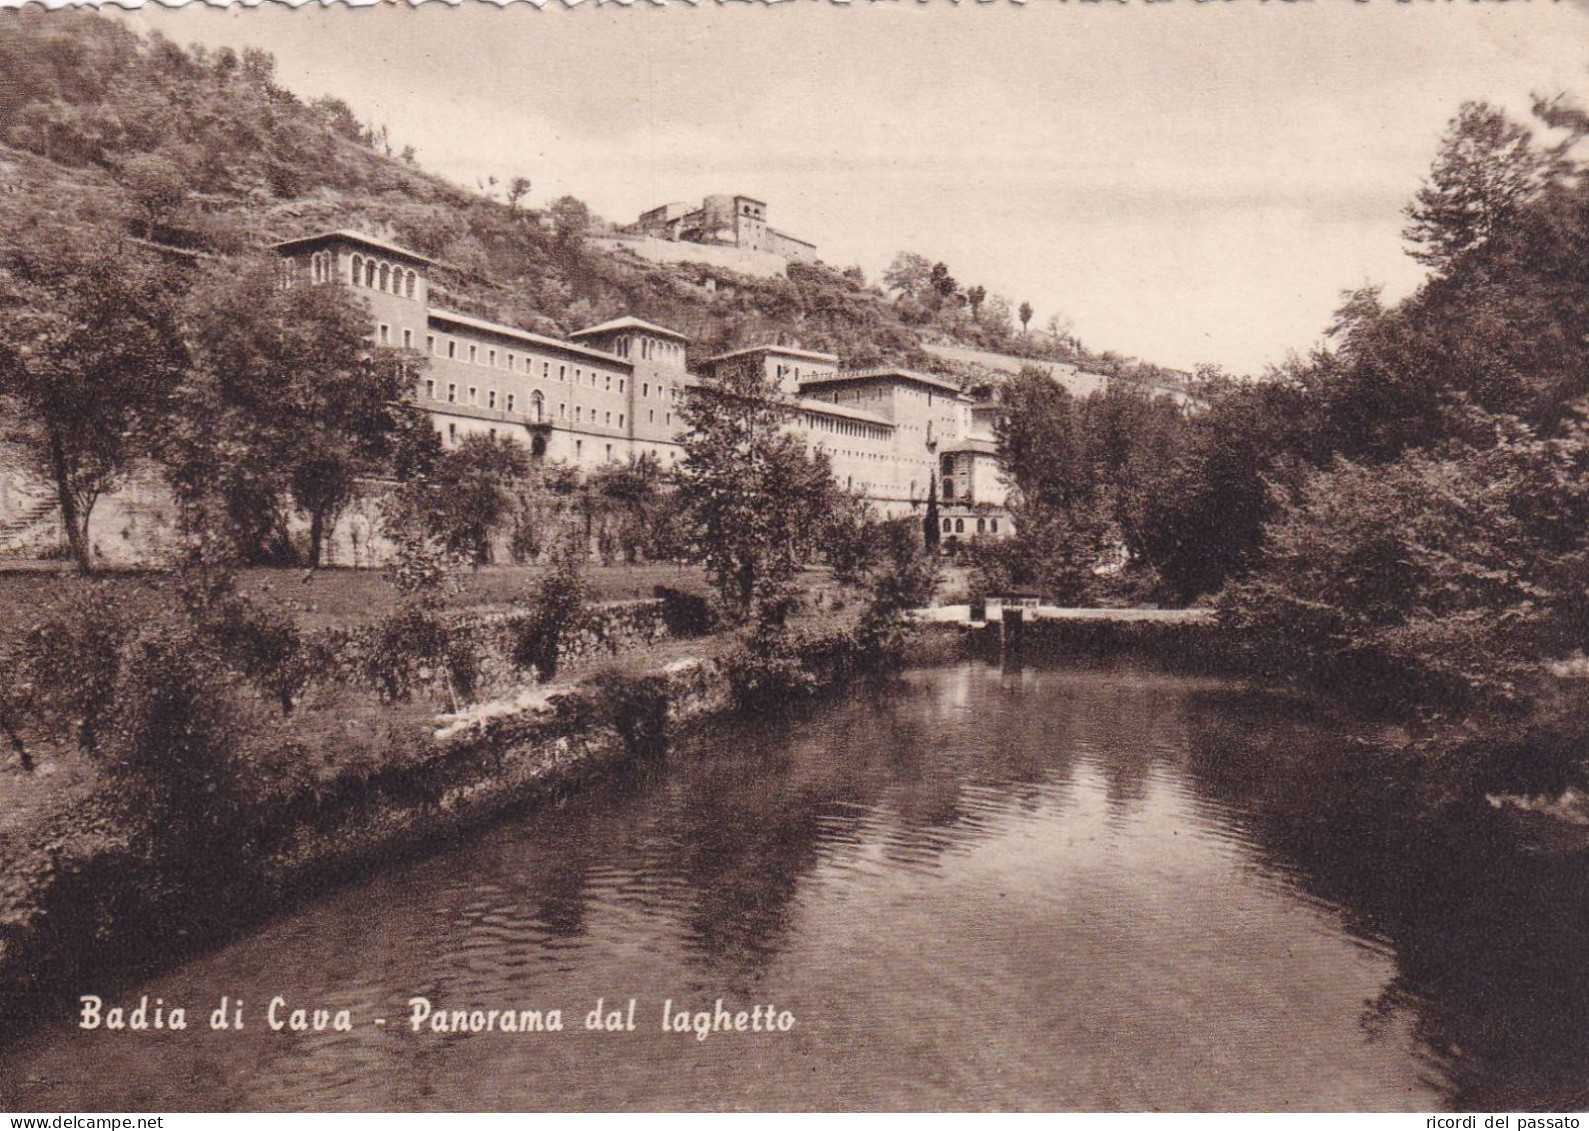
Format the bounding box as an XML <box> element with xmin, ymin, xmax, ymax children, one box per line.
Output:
<box><xmin>0</xmin><ymin>9</ymin><xmax>1176</xmax><ymax>387</ymax></box>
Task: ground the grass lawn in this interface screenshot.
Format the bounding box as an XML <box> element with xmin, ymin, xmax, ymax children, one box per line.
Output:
<box><xmin>0</xmin><ymin>561</ymin><xmax>714</xmax><ymax>634</ymax></box>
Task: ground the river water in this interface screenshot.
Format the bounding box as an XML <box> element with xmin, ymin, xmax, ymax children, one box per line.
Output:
<box><xmin>4</xmin><ymin>660</ymin><xmax>1589</xmax><ymax>1112</ymax></box>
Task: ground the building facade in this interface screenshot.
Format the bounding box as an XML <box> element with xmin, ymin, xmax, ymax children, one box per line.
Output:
<box><xmin>273</xmin><ymin>230</ymin><xmax>1011</xmax><ymax>543</ymax></box>
<box><xmin>631</xmin><ymin>195</ymin><xmax>817</xmax><ymax>264</ymax></box>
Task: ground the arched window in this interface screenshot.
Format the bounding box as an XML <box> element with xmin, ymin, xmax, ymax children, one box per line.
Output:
<box><xmin>365</xmin><ymin>259</ymin><xmax>376</xmax><ymax>288</ymax></box>
<box><xmin>351</xmin><ymin>255</ymin><xmax>363</xmax><ymax>286</ymax></box>
<box><xmin>405</xmin><ymin>270</ymin><xmax>416</xmax><ymax>299</ymax></box>
<box><xmin>531</xmin><ymin>392</ymin><xmax>544</xmax><ymax>423</ymax></box>
<box><xmin>977</xmin><ymin>518</ymin><xmax>986</xmax><ymax>534</ymax></box>
<box><xmin>990</xmin><ymin>519</ymin><xmax>1000</xmax><ymax>533</ymax></box>
<box><xmin>379</xmin><ymin>263</ymin><xmax>391</xmax><ymax>292</ymax></box>
<box><xmin>942</xmin><ymin>518</ymin><xmax>952</xmax><ymax>533</ymax></box>
<box><xmin>955</xmin><ymin>519</ymin><xmax>965</xmax><ymax>534</ymax></box>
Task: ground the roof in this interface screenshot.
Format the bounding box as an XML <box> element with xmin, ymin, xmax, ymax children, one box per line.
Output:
<box><xmin>706</xmin><ymin>344</ymin><xmax>840</xmax><ymax>366</ymax></box>
<box><xmin>793</xmin><ymin>398</ymin><xmax>894</xmax><ymax>428</ymax></box>
<box><xmin>570</xmin><ymin>317</ymin><xmax>691</xmax><ymax>344</ymax></box>
<box><xmin>944</xmin><ymin>437</ymin><xmax>999</xmax><ymax>456</ymax></box>
<box><xmin>801</xmin><ymin>367</ymin><xmax>964</xmax><ymax>395</ymax></box>
<box><xmin>428</xmin><ymin>309</ymin><xmax>630</xmax><ymax>367</ymax></box>
<box><xmin>273</xmin><ymin>230</ymin><xmax>435</xmax><ymax>266</ymax></box>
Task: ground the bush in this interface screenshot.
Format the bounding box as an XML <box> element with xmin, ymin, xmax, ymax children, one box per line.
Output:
<box><xmin>509</xmin><ymin>538</ymin><xmax>588</xmax><ymax>681</ymax></box>
<box><xmin>1217</xmin><ymin>418</ymin><xmax>1589</xmax><ymax>715</ymax></box>
<box><xmin>721</xmin><ymin>629</ymin><xmax>819</xmax><ymax>714</ymax></box>
<box><xmin>654</xmin><ymin>586</ymin><xmax>714</xmax><ymax>638</ymax></box>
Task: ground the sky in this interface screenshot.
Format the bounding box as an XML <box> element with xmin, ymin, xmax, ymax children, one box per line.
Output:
<box><xmin>111</xmin><ymin>0</ymin><xmax>1589</xmax><ymax>375</ymax></box>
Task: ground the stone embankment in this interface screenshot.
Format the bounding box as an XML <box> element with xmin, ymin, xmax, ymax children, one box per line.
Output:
<box><xmin>0</xmin><ymin>605</ymin><xmax>883</xmax><ymax>1020</ymax></box>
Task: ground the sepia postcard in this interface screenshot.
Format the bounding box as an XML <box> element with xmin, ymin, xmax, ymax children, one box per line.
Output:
<box><xmin>1</xmin><ymin>0</ymin><xmax>1588</xmax><ymax>1117</ymax></box>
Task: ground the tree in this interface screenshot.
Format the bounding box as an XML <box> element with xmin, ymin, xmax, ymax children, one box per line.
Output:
<box><xmin>990</xmin><ymin>368</ymin><xmax>1109</xmax><ymax>601</ymax></box>
<box><xmin>506</xmin><ymin>176</ymin><xmax>533</xmax><ymax>215</ymax></box>
<box><xmin>1403</xmin><ymin>101</ymin><xmax>1550</xmax><ymax>276</ymax></box>
<box><xmin>585</xmin><ymin>453</ymin><xmax>664</xmax><ymax>564</ymax></box>
<box><xmin>0</xmin><ymin>220</ymin><xmax>185</xmax><ymax>572</ymax></box>
<box><xmin>882</xmin><ymin>251</ymin><xmax>933</xmax><ymax>300</ymax></box>
<box><xmin>120</xmin><ymin>149</ymin><xmax>189</xmax><ymax>239</ymax></box>
<box><xmin>1018</xmin><ymin>301</ymin><xmax>1034</xmax><ymax>333</ymax></box>
<box><xmin>172</xmin><ymin>258</ymin><xmax>427</xmax><ymax>566</ymax></box>
<box><xmin>929</xmin><ymin>261</ymin><xmax>958</xmax><ymax>303</ymax></box>
<box><xmin>409</xmin><ymin>433</ymin><xmax>532</xmax><ymax>566</ymax></box>
<box><xmin>675</xmin><ymin>360</ymin><xmax>837</xmax><ymax>620</ymax></box>
<box><xmin>966</xmin><ymin>285</ymin><xmax>987</xmax><ymax>323</ymax></box>
<box><xmin>924</xmin><ymin>476</ymin><xmax>941</xmax><ymax>552</ymax></box>
<box><xmin>549</xmin><ymin>195</ymin><xmax>592</xmax><ymax>245</ymax></box>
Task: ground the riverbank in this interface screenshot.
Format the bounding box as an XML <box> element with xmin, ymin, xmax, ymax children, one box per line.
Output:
<box><xmin>0</xmin><ymin>600</ymin><xmax>898</xmax><ymax>1024</ymax></box>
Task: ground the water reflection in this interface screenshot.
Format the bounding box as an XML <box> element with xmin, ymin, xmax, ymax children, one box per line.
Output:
<box><xmin>2</xmin><ymin>661</ymin><xmax>1585</xmax><ymax>1110</ymax></box>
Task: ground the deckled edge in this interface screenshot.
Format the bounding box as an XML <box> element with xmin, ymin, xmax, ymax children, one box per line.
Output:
<box><xmin>1</xmin><ymin>0</ymin><xmax>1036</xmax><ymax>9</ymax></box>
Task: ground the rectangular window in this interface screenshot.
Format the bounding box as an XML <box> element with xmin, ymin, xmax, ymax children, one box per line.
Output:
<box><xmin>379</xmin><ymin>324</ymin><xmax>390</xmax><ymax>344</ymax></box>
<box><xmin>447</xmin><ymin>384</ymin><xmax>457</xmax><ymax>403</ymax></box>
<box><xmin>425</xmin><ymin>380</ymin><xmax>435</xmax><ymax>400</ymax></box>
<box><xmin>605</xmin><ymin>375</ymin><xmax>612</xmax><ymax>391</ymax></box>
<box><xmin>489</xmin><ymin>349</ymin><xmax>497</xmax><ymax>368</ymax></box>
<box><xmin>488</xmin><ymin>390</ymin><xmax>497</xmax><ymax>409</ymax></box>
<box><xmin>469</xmin><ymin>386</ymin><xmax>477</xmax><ymax>405</ymax></box>
<box><xmin>606</xmin><ymin>444</ymin><xmax>613</xmax><ymax>461</ymax></box>
<box><xmin>618</xmin><ymin>414</ymin><xmax>625</xmax><ymax>427</ymax></box>
<box><xmin>560</xmin><ymin>403</ymin><xmax>567</xmax><ymax>419</ymax></box>
<box><xmin>403</xmin><ymin>329</ymin><xmax>413</xmax><ymax>349</ymax></box>
<box><xmin>648</xmin><ymin>410</ymin><xmax>654</xmax><ymax>423</ymax></box>
<box><xmin>543</xmin><ymin>362</ymin><xmax>551</xmax><ymax>380</ymax></box>
<box><xmin>575</xmin><ymin>368</ymin><xmax>583</xmax><ymax>385</ymax></box>
<box><xmin>576</xmin><ymin>440</ymin><xmax>582</xmax><ymax>457</ymax></box>
<box><xmin>506</xmin><ymin>394</ymin><xmax>515</xmax><ymax>412</ymax></box>
<box><xmin>576</xmin><ymin>407</ymin><xmax>582</xmax><ymax>423</ymax></box>
<box><xmin>428</xmin><ymin>335</ymin><xmax>436</xmax><ymax>354</ymax></box>
<box><xmin>643</xmin><ymin>384</ymin><xmax>649</xmax><ymax>398</ymax></box>
<box><xmin>559</xmin><ymin>365</ymin><xmax>566</xmax><ymax>382</ymax></box>
<box><xmin>468</xmin><ymin>345</ymin><xmax>478</xmax><ymax>364</ymax></box>
<box><xmin>618</xmin><ymin>379</ymin><xmax>625</xmax><ymax>393</ymax></box>
<box><xmin>448</xmin><ymin>340</ymin><xmax>457</xmax><ymax>359</ymax></box>
<box><xmin>448</xmin><ymin>423</ymin><xmax>457</xmax><ymax>443</ymax></box>
<box><xmin>605</xmin><ymin>411</ymin><xmax>611</xmax><ymax>426</ymax></box>
<box><xmin>507</xmin><ymin>353</ymin><xmax>515</xmax><ymax>371</ymax></box>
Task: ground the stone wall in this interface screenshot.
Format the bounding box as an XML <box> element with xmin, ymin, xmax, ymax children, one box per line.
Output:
<box><xmin>589</xmin><ymin>234</ymin><xmax>793</xmax><ymax>280</ymax></box>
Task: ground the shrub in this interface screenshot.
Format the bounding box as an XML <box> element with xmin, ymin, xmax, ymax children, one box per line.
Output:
<box><xmin>510</xmin><ymin>538</ymin><xmax>588</xmax><ymax>681</ymax></box>
<box><xmin>721</xmin><ymin>629</ymin><xmax>819</xmax><ymax>714</ymax></box>
<box><xmin>654</xmin><ymin>586</ymin><xmax>714</xmax><ymax>638</ymax></box>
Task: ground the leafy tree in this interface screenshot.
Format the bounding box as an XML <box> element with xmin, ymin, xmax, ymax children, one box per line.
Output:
<box><xmin>990</xmin><ymin>368</ymin><xmax>1109</xmax><ymax>601</ymax></box>
<box><xmin>120</xmin><ymin>149</ymin><xmax>189</xmax><ymax>238</ymax></box>
<box><xmin>675</xmin><ymin>359</ymin><xmax>837</xmax><ymax>620</ymax></box>
<box><xmin>1018</xmin><ymin>301</ymin><xmax>1034</xmax><ymax>333</ymax></box>
<box><xmin>507</xmin><ymin>176</ymin><xmax>533</xmax><ymax>214</ymax></box>
<box><xmin>549</xmin><ymin>196</ymin><xmax>592</xmax><ymax>245</ymax></box>
<box><xmin>929</xmin><ymin>261</ymin><xmax>958</xmax><ymax>302</ymax></box>
<box><xmin>1403</xmin><ymin>101</ymin><xmax>1551</xmax><ymax>277</ymax></box>
<box><xmin>966</xmin><ymin>285</ymin><xmax>987</xmax><ymax>322</ymax></box>
<box><xmin>0</xmin><ymin>219</ymin><xmax>185</xmax><ymax>572</ymax></box>
<box><xmin>883</xmin><ymin>251</ymin><xmax>933</xmax><ymax>300</ymax></box>
<box><xmin>411</xmin><ymin>433</ymin><xmax>533</xmax><ymax>566</ymax></box>
<box><xmin>1220</xmin><ymin>407</ymin><xmax>1589</xmax><ymax>714</ymax></box>
<box><xmin>924</xmin><ymin>476</ymin><xmax>941</xmax><ymax>552</ymax></box>
<box><xmin>866</xmin><ymin>517</ymin><xmax>939</xmax><ymax>613</ymax></box>
<box><xmin>172</xmin><ymin>257</ymin><xmax>427</xmax><ymax>566</ymax></box>
<box><xmin>820</xmin><ymin>491</ymin><xmax>879</xmax><ymax>583</ymax></box>
<box><xmin>584</xmin><ymin>453</ymin><xmax>665</xmax><ymax>564</ymax></box>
